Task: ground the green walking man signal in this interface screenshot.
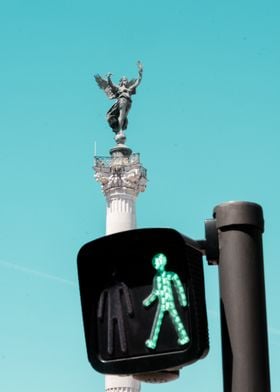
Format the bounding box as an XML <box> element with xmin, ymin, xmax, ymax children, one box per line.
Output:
<box><xmin>143</xmin><ymin>253</ymin><xmax>189</xmax><ymax>349</ymax></box>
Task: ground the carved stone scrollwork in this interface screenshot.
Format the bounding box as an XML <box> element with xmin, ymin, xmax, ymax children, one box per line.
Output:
<box><xmin>94</xmin><ymin>153</ymin><xmax>147</xmax><ymax>197</ymax></box>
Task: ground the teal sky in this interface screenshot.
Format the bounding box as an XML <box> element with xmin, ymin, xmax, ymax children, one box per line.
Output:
<box><xmin>0</xmin><ymin>0</ymin><xmax>279</xmax><ymax>390</ymax></box>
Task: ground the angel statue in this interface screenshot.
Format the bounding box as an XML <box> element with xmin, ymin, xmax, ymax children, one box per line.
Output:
<box><xmin>94</xmin><ymin>61</ymin><xmax>143</xmax><ymax>135</ymax></box>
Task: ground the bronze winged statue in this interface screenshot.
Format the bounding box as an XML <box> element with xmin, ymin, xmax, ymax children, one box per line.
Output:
<box><xmin>94</xmin><ymin>61</ymin><xmax>143</xmax><ymax>134</ymax></box>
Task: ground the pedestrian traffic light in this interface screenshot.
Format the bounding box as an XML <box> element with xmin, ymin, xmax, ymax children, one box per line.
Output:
<box><xmin>77</xmin><ymin>228</ymin><xmax>209</xmax><ymax>376</ymax></box>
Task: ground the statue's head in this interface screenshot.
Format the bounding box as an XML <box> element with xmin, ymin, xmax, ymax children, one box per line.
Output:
<box><xmin>152</xmin><ymin>253</ymin><xmax>167</xmax><ymax>271</ymax></box>
<box><xmin>119</xmin><ymin>77</ymin><xmax>128</xmax><ymax>86</ymax></box>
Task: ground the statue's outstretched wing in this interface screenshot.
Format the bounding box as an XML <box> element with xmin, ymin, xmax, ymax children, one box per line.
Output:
<box><xmin>127</xmin><ymin>78</ymin><xmax>137</xmax><ymax>95</ymax></box>
<box><xmin>94</xmin><ymin>74</ymin><xmax>118</xmax><ymax>99</ymax></box>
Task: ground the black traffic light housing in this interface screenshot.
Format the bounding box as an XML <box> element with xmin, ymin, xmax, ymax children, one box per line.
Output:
<box><xmin>77</xmin><ymin>228</ymin><xmax>209</xmax><ymax>375</ymax></box>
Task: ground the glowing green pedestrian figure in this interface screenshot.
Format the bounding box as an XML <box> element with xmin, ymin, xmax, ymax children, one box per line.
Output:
<box><xmin>143</xmin><ymin>253</ymin><xmax>190</xmax><ymax>350</ymax></box>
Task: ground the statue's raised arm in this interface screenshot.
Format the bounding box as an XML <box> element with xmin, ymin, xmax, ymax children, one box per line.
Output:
<box><xmin>126</xmin><ymin>61</ymin><xmax>143</xmax><ymax>93</ymax></box>
<box><xmin>94</xmin><ymin>61</ymin><xmax>144</xmax><ymax>135</ymax></box>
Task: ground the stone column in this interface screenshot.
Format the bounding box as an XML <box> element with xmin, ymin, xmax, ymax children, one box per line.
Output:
<box><xmin>94</xmin><ymin>143</ymin><xmax>147</xmax><ymax>392</ymax></box>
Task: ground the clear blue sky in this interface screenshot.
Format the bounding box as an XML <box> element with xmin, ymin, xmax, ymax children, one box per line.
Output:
<box><xmin>0</xmin><ymin>0</ymin><xmax>279</xmax><ymax>390</ymax></box>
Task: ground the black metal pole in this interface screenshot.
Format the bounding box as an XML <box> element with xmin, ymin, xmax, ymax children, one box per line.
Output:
<box><xmin>214</xmin><ymin>201</ymin><xmax>271</xmax><ymax>392</ymax></box>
